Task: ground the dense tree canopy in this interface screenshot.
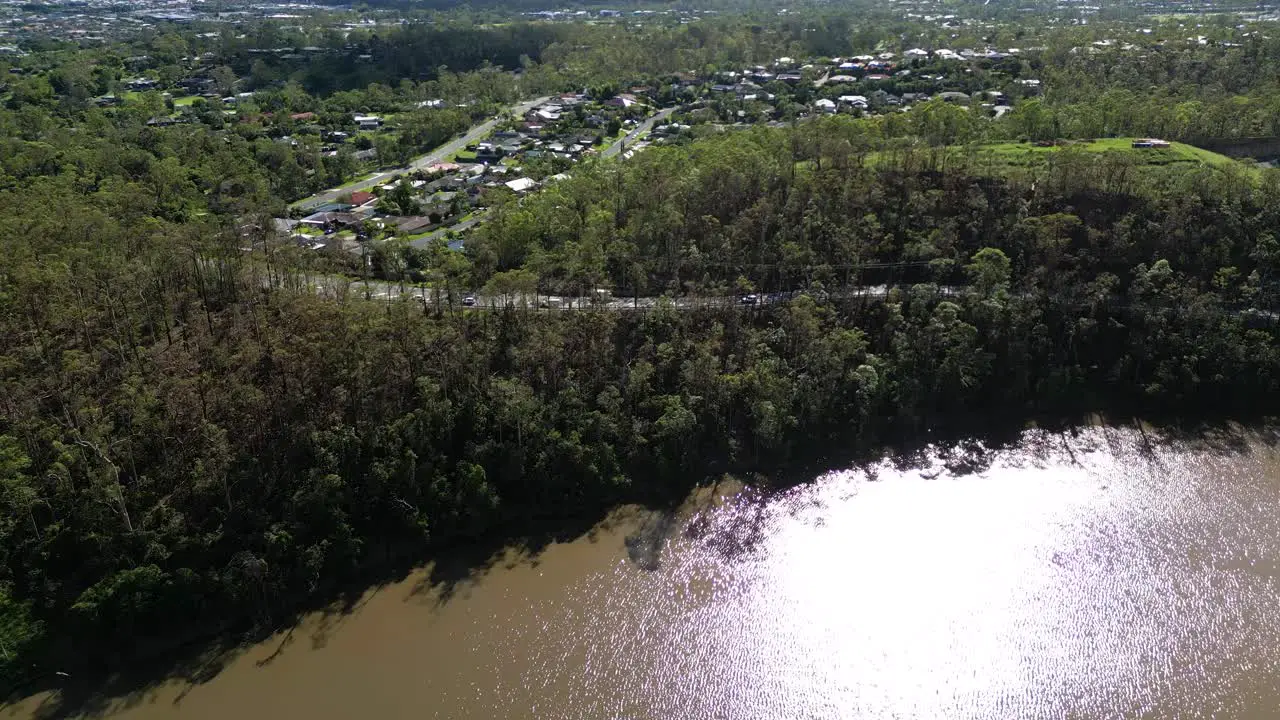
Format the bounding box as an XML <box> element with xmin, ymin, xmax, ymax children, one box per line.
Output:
<box><xmin>3</xmin><ymin>5</ymin><xmax>1280</xmax><ymax>693</ymax></box>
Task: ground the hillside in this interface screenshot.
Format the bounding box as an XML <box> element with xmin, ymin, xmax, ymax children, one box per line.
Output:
<box><xmin>954</xmin><ymin>138</ymin><xmax>1250</xmax><ymax>174</ymax></box>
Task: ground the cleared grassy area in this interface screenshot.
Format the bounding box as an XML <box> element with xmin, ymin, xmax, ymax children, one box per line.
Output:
<box><xmin>334</xmin><ymin>171</ymin><xmax>383</xmax><ymax>190</ymax></box>
<box><xmin>401</xmin><ymin>228</ymin><xmax>440</xmax><ymax>242</ymax></box>
<box><xmin>957</xmin><ymin>138</ymin><xmax>1242</xmax><ymax>171</ymax></box>
<box><xmin>172</xmin><ymin>95</ymin><xmax>201</xmax><ymax>106</ymax></box>
<box><xmin>453</xmin><ymin>150</ymin><xmax>478</xmax><ymax>162</ymax></box>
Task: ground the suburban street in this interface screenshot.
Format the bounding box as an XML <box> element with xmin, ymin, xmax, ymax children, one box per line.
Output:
<box><xmin>409</xmin><ymin>215</ymin><xmax>481</xmax><ymax>250</ymax></box>
<box><xmin>291</xmin><ymin>96</ymin><xmax>551</xmax><ymax>212</ymax></box>
<box><xmin>602</xmin><ymin>107</ymin><xmax>675</xmax><ymax>158</ymax></box>
<box><xmin>402</xmin><ymin>104</ymin><xmax>675</xmax><ymax>249</ymax></box>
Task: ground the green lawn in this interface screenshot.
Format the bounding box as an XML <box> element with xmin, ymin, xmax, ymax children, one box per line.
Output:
<box><xmin>453</xmin><ymin>150</ymin><xmax>478</xmax><ymax>162</ymax></box>
<box><xmin>401</xmin><ymin>229</ymin><xmax>440</xmax><ymax>242</ymax></box>
<box><xmin>856</xmin><ymin>137</ymin><xmax>1261</xmax><ymax>184</ymax></box>
<box><xmin>172</xmin><ymin>95</ymin><xmax>200</xmax><ymax>106</ymax></box>
<box><xmin>334</xmin><ymin>171</ymin><xmax>383</xmax><ymax>190</ymax></box>
<box><xmin>958</xmin><ymin>138</ymin><xmax>1241</xmax><ymax>170</ymax></box>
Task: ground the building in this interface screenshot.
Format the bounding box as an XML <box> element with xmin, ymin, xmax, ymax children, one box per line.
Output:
<box><xmin>505</xmin><ymin>178</ymin><xmax>537</xmax><ymax>193</ymax></box>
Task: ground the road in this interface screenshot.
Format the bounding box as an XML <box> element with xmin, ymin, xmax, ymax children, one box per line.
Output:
<box><xmin>291</xmin><ymin>96</ymin><xmax>551</xmax><ymax>212</ymax></box>
<box><xmin>406</xmin><ymin>105</ymin><xmax>677</xmax><ymax>249</ymax></box>
<box><xmin>300</xmin><ymin>276</ymin><xmax>926</xmax><ymax>311</ymax></box>
<box><xmin>409</xmin><ymin>216</ymin><xmax>482</xmax><ymax>250</ymax></box>
<box><xmin>602</xmin><ymin>107</ymin><xmax>675</xmax><ymax>158</ymax></box>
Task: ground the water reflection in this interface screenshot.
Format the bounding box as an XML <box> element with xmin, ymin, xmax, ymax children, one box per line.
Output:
<box><xmin>10</xmin><ymin>424</ymin><xmax>1280</xmax><ymax>720</ymax></box>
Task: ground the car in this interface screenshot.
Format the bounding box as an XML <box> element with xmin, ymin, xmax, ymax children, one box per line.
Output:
<box><xmin>462</xmin><ymin>295</ymin><xmax>477</xmax><ymax>307</ymax></box>
<box><xmin>739</xmin><ymin>294</ymin><xmax>759</xmax><ymax>305</ymax></box>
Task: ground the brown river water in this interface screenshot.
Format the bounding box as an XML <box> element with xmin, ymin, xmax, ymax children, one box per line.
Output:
<box><xmin>7</xmin><ymin>424</ymin><xmax>1280</xmax><ymax>719</ymax></box>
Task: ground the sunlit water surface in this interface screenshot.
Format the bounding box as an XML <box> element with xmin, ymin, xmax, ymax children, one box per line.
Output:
<box><xmin>8</xmin><ymin>425</ymin><xmax>1280</xmax><ymax>719</ymax></box>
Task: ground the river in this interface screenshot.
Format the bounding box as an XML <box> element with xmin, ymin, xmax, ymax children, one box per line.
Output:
<box><xmin>8</xmin><ymin>424</ymin><xmax>1280</xmax><ymax>719</ymax></box>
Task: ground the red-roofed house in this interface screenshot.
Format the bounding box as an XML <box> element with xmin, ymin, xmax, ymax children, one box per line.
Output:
<box><xmin>349</xmin><ymin>191</ymin><xmax>376</xmax><ymax>206</ymax></box>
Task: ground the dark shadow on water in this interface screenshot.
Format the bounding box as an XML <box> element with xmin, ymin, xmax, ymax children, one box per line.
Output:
<box><xmin>9</xmin><ymin>414</ymin><xmax>1277</xmax><ymax>719</ymax></box>
<box><xmin>624</xmin><ymin>509</ymin><xmax>676</xmax><ymax>571</ymax></box>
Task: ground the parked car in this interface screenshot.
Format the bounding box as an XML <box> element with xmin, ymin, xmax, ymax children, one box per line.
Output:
<box><xmin>462</xmin><ymin>295</ymin><xmax>477</xmax><ymax>307</ymax></box>
<box><xmin>739</xmin><ymin>294</ymin><xmax>759</xmax><ymax>305</ymax></box>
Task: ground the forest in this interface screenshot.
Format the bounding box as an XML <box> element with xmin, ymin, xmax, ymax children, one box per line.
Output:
<box><xmin>2</xmin><ymin>5</ymin><xmax>1280</xmax><ymax>693</ymax></box>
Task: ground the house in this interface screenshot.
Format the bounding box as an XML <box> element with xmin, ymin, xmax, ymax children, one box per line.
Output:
<box><xmin>299</xmin><ymin>211</ymin><xmax>364</xmax><ymax>232</ymax></box>
<box><xmin>776</xmin><ymin>73</ymin><xmax>803</xmax><ymax>83</ymax></box>
<box><xmin>871</xmin><ymin>90</ymin><xmax>901</xmax><ymax>106</ymax></box>
<box><xmin>290</xmin><ymin>111</ymin><xmax>316</xmax><ymax>121</ymax></box>
<box><xmin>177</xmin><ymin>77</ymin><xmax>214</xmax><ymax>93</ymax></box>
<box><xmin>505</xmin><ymin>177</ymin><xmax>537</xmax><ymax>193</ymax></box>
<box><xmin>938</xmin><ymin>91</ymin><xmax>971</xmax><ymax>103</ymax></box>
<box><xmin>475</xmin><ymin>143</ymin><xmax>505</xmax><ymax>162</ymax></box>
<box><xmin>348</xmin><ymin>191</ymin><xmax>376</xmax><ymax>206</ymax></box>
<box><xmin>606</xmin><ymin>94</ymin><xmax>639</xmax><ymax>108</ymax></box>
<box><xmin>838</xmin><ymin>95</ymin><xmax>869</xmax><ymax>109</ymax></box>
<box><xmin>394</xmin><ymin>216</ymin><xmax>435</xmax><ymax>234</ymax></box>
<box><xmin>1017</xmin><ymin>79</ymin><xmax>1043</xmax><ymax>96</ymax></box>
<box><xmin>417</xmin><ymin>99</ymin><xmax>446</xmax><ymax>109</ymax></box>
<box><xmin>814</xmin><ymin>98</ymin><xmax>837</xmax><ymax>113</ymax></box>
<box><xmin>354</xmin><ymin>115</ymin><xmax>381</xmax><ymax>131</ymax></box>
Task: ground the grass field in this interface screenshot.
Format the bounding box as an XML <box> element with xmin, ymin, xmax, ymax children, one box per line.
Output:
<box><xmin>956</xmin><ymin>138</ymin><xmax>1243</xmax><ymax>172</ymax></box>
<box><xmin>172</xmin><ymin>95</ymin><xmax>200</xmax><ymax>106</ymax></box>
<box><xmin>855</xmin><ymin>137</ymin><xmax>1261</xmax><ymax>186</ymax></box>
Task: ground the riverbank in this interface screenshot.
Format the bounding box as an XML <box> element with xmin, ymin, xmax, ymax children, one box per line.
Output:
<box><xmin>8</xmin><ymin>416</ymin><xmax>1278</xmax><ymax>719</ymax></box>
<box><xmin>12</xmin><ymin>420</ymin><xmax>1280</xmax><ymax>719</ymax></box>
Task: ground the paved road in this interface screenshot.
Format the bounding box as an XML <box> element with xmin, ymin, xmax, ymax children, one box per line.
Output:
<box><xmin>292</xmin><ymin>96</ymin><xmax>551</xmax><ymax>212</ymax></box>
<box><xmin>304</xmin><ymin>277</ymin><xmax>931</xmax><ymax>311</ymax></box>
<box><xmin>602</xmin><ymin>107</ymin><xmax>675</xmax><ymax>158</ymax></box>
<box><xmin>404</xmin><ymin>105</ymin><xmax>676</xmax><ymax>250</ymax></box>
<box><xmin>409</xmin><ymin>216</ymin><xmax>482</xmax><ymax>250</ymax></box>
